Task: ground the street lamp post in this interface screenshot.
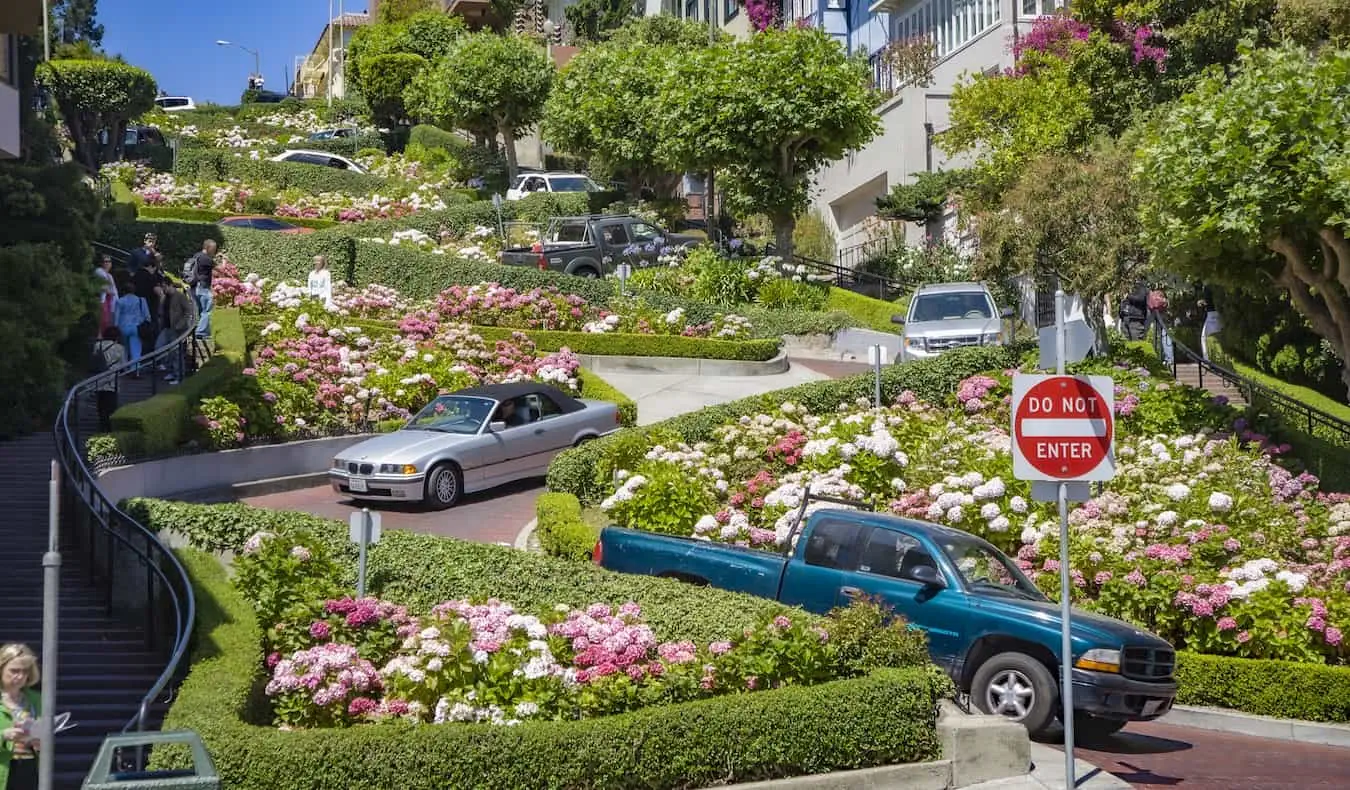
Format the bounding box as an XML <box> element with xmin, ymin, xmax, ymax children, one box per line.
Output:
<box><xmin>42</xmin><ymin>0</ymin><xmax>50</xmax><ymax>61</ymax></box>
<box><xmin>216</xmin><ymin>39</ymin><xmax>262</xmax><ymax>85</ymax></box>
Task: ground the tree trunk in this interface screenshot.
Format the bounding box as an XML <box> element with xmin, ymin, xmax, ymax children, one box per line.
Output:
<box><xmin>772</xmin><ymin>210</ymin><xmax>797</xmax><ymax>260</ymax></box>
<box><xmin>1270</xmin><ymin>230</ymin><xmax>1350</xmax><ymax>399</ymax></box>
<box><xmin>500</xmin><ymin>122</ymin><xmax>519</xmax><ymax>182</ymax></box>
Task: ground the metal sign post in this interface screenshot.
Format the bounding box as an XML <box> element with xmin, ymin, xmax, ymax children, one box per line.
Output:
<box><xmin>348</xmin><ymin>509</ymin><xmax>382</xmax><ymax>598</ymax></box>
<box><xmin>616</xmin><ymin>261</ymin><xmax>632</xmax><ymax>296</ymax></box>
<box><xmin>492</xmin><ymin>193</ymin><xmax>505</xmax><ymax>241</ymax></box>
<box><xmin>867</xmin><ymin>344</ymin><xmax>887</xmax><ymax>409</ymax></box>
<box><xmin>39</xmin><ymin>461</ymin><xmax>61</xmax><ymax>790</ymax></box>
<box><xmin>1011</xmin><ymin>291</ymin><xmax>1117</xmax><ymax>787</ymax></box>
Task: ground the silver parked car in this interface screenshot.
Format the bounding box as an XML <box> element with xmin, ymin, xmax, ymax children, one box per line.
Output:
<box><xmin>330</xmin><ymin>382</ymin><xmax>622</xmax><ymax>509</ymax></box>
<box><xmin>892</xmin><ymin>282</ymin><xmax>1014</xmax><ymax>363</ymax></box>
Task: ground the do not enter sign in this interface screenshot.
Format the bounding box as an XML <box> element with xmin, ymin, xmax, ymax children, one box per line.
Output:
<box><xmin>1011</xmin><ymin>374</ymin><xmax>1116</xmax><ymax>482</ymax></box>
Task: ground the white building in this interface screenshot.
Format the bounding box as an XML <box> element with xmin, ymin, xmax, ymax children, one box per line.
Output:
<box><xmin>0</xmin><ymin>1</ymin><xmax>41</xmax><ymax>159</ymax></box>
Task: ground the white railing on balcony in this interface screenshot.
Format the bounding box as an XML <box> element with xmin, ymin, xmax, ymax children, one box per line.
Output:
<box><xmin>895</xmin><ymin>0</ymin><xmax>1002</xmax><ymax>61</ymax></box>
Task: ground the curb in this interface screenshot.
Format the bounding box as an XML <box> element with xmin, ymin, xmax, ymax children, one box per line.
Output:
<box><xmin>718</xmin><ymin>759</ymin><xmax>953</xmax><ymax>789</ymax></box>
<box><xmin>577</xmin><ymin>350</ymin><xmax>790</xmax><ymax>377</ymax></box>
<box><xmin>173</xmin><ymin>472</ymin><xmax>334</xmax><ymax>503</ymax></box>
<box><xmin>513</xmin><ymin>518</ymin><xmax>537</xmax><ymax>551</ymax></box>
<box><xmin>1160</xmin><ymin>704</ymin><xmax>1350</xmax><ymax>749</ymax></box>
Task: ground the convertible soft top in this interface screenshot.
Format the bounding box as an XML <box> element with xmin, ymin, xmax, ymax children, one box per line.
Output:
<box><xmin>454</xmin><ymin>382</ymin><xmax>585</xmax><ymax>414</ymax></box>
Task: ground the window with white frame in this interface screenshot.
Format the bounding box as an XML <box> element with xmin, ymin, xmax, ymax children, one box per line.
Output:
<box><xmin>789</xmin><ymin>0</ymin><xmax>812</xmax><ymax>21</ymax></box>
<box><xmin>894</xmin><ymin>0</ymin><xmax>1002</xmax><ymax>62</ymax></box>
<box><xmin>1022</xmin><ymin>0</ymin><xmax>1068</xmax><ymax>15</ymax></box>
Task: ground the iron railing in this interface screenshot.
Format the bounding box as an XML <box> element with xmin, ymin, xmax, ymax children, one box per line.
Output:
<box><xmin>837</xmin><ymin>236</ymin><xmax>898</xmax><ymax>273</ymax></box>
<box><xmin>53</xmin><ymin>241</ymin><xmax>202</xmax><ymax>761</ymax></box>
<box><xmin>787</xmin><ymin>251</ymin><xmax>919</xmax><ymax>301</ymax></box>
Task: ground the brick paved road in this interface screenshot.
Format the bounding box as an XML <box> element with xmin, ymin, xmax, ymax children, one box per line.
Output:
<box><xmin>1047</xmin><ymin>711</ymin><xmax>1350</xmax><ymax>788</ymax></box>
<box><xmin>240</xmin><ymin>476</ymin><xmax>543</xmax><ymax>546</ymax></box>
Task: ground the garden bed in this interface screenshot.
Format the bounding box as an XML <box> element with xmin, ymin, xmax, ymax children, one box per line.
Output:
<box><xmin>140</xmin><ymin>510</ymin><xmax>948</xmax><ymax>789</ymax></box>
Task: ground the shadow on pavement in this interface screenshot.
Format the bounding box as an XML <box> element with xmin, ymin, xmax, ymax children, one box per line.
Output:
<box><xmin>1040</xmin><ymin>726</ymin><xmax>1194</xmax><ymax>788</ymax></box>
<box><xmin>336</xmin><ymin>476</ymin><xmax>547</xmax><ymax>513</ymax></box>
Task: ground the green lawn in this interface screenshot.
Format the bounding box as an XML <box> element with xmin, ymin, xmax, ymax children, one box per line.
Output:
<box><xmin>1219</xmin><ymin>348</ymin><xmax>1350</xmax><ymax>423</ymax></box>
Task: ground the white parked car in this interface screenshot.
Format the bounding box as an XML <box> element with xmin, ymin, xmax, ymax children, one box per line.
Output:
<box><xmin>269</xmin><ymin>149</ymin><xmax>367</xmax><ymax>174</ymax></box>
<box><xmin>505</xmin><ymin>172</ymin><xmax>604</xmax><ymax>201</ymax></box>
<box><xmin>154</xmin><ymin>96</ymin><xmax>196</xmax><ymax>112</ymax></box>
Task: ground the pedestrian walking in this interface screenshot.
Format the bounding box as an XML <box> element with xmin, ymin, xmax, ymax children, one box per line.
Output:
<box><xmin>1197</xmin><ymin>282</ymin><xmax>1222</xmax><ymax>360</ymax></box>
<box><xmin>185</xmin><ymin>240</ymin><xmax>218</xmax><ymax>339</ymax></box>
<box><xmin>113</xmin><ymin>276</ymin><xmax>151</xmax><ymax>373</ymax></box>
<box><xmin>307</xmin><ymin>254</ymin><xmax>333</xmax><ymax>307</ymax></box>
<box><xmin>155</xmin><ymin>283</ymin><xmax>194</xmax><ymax>384</ymax></box>
<box><xmin>1118</xmin><ymin>281</ymin><xmax>1149</xmax><ymax>341</ymax></box>
<box><xmin>133</xmin><ymin>252</ymin><xmax>167</xmax><ymax>352</ymax></box>
<box><xmin>91</xmin><ymin>327</ymin><xmax>124</xmax><ymax>431</ymax></box>
<box><xmin>1146</xmin><ymin>286</ymin><xmax>1174</xmax><ymax>366</ymax></box>
<box><xmin>1</xmin><ymin>644</ymin><xmax>43</xmax><ymax>790</ymax></box>
<box><xmin>127</xmin><ymin>232</ymin><xmax>157</xmax><ymax>273</ymax></box>
<box><xmin>93</xmin><ymin>254</ymin><xmax>117</xmax><ymax>333</ymax></box>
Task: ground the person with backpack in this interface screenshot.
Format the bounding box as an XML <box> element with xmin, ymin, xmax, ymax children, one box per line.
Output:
<box><xmin>91</xmin><ymin>327</ymin><xmax>125</xmax><ymax>432</ymax></box>
<box><xmin>184</xmin><ymin>239</ymin><xmax>218</xmax><ymax>340</ymax></box>
<box><xmin>112</xmin><ymin>274</ymin><xmax>151</xmax><ymax>375</ymax></box>
<box><xmin>127</xmin><ymin>233</ymin><xmax>157</xmax><ymax>273</ymax></box>
<box><xmin>1118</xmin><ymin>280</ymin><xmax>1149</xmax><ymax>341</ymax></box>
<box><xmin>1146</xmin><ymin>286</ymin><xmax>1174</xmax><ymax>366</ymax></box>
<box><xmin>154</xmin><ymin>283</ymin><xmax>194</xmax><ymax>384</ymax></box>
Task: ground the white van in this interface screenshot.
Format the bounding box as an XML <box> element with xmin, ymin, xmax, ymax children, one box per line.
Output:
<box><xmin>154</xmin><ymin>96</ymin><xmax>196</xmax><ymax>112</ymax></box>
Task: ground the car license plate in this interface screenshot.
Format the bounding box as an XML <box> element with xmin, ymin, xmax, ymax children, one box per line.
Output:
<box><xmin>1142</xmin><ymin>700</ymin><xmax>1163</xmax><ymax>717</ymax></box>
<box><xmin>348</xmin><ymin>478</ymin><xmax>368</xmax><ymax>493</ymax></box>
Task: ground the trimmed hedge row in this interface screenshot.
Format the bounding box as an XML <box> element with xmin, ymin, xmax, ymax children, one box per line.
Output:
<box><xmin>474</xmin><ymin>325</ymin><xmax>780</xmax><ymax>362</ymax></box>
<box><xmin>175</xmin><ymin>148</ymin><xmax>387</xmax><ymax>195</ymax></box>
<box><xmin>547</xmin><ymin>345</ymin><xmax>1018</xmax><ymax>504</ymax></box>
<box><xmin>136</xmin><ymin>205</ymin><xmax>339</xmax><ymax>229</ymax></box>
<box><xmin>105</xmin><ymin>308</ymin><xmax>249</xmax><ymax>456</ymax></box>
<box><xmin>826</xmin><ymin>288</ymin><xmax>905</xmax><ymax>334</ymax></box>
<box><xmin>1175</xmin><ymin>651</ymin><xmax>1350</xmax><ymax>723</ymax></box>
<box><xmin>155</xmin><ymin>548</ymin><xmax>944</xmax><ymax>789</ymax></box>
<box><xmin>535</xmin><ymin>492</ymin><xmax>598</xmax><ymax>561</ymax></box>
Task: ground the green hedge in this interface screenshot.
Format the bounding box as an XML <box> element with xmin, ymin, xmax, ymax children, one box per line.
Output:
<box><xmin>474</xmin><ymin>325</ymin><xmax>781</xmax><ymax>362</ymax></box>
<box><xmin>106</xmin><ymin>308</ymin><xmax>248</xmax><ymax>456</ymax></box>
<box><xmin>576</xmin><ymin>368</ymin><xmax>636</xmax><ymax>426</ymax></box>
<box><xmin>548</xmin><ymin>345</ymin><xmax>1017</xmax><ymax>504</ymax></box>
<box><xmin>157</xmin><ymin>546</ymin><xmax>943</xmax><ymax>789</ymax></box>
<box><xmin>136</xmin><ymin>205</ymin><xmax>338</xmax><ymax>229</ymax></box>
<box><xmin>1175</xmin><ymin>651</ymin><xmax>1350</xmax><ymax>723</ymax></box>
<box><xmin>127</xmin><ymin>499</ymin><xmax>795</xmax><ymax>644</ymax></box>
<box><xmin>175</xmin><ymin>148</ymin><xmax>386</xmax><ymax>195</ymax></box>
<box><xmin>535</xmin><ymin>492</ymin><xmax>600</xmax><ymax>561</ymax></box>
<box><xmin>298</xmin><ymin>132</ymin><xmax>386</xmax><ymax>158</ymax></box>
<box><xmin>826</xmin><ymin>289</ymin><xmax>905</xmax><ymax>334</ymax></box>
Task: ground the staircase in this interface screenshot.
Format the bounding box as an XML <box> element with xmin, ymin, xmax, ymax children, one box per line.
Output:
<box><xmin>1</xmin><ymin>370</ymin><xmax>178</xmax><ymax>788</ymax></box>
<box><xmin>1173</xmin><ymin>362</ymin><xmax>1248</xmax><ymax>408</ymax></box>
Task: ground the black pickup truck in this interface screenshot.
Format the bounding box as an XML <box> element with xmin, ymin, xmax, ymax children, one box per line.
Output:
<box><xmin>498</xmin><ymin>214</ymin><xmax>701</xmax><ymax>278</ymax></box>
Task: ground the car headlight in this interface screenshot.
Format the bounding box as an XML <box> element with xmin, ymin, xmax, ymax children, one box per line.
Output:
<box><xmin>905</xmin><ymin>336</ymin><xmax>926</xmax><ymax>351</ymax></box>
<box><xmin>332</xmin><ymin>458</ymin><xmax>343</xmax><ymax>469</ymax></box>
<box><xmin>379</xmin><ymin>463</ymin><xmax>418</xmax><ymax>474</ymax></box>
<box><xmin>982</xmin><ymin>332</ymin><xmax>1004</xmax><ymax>345</ymax></box>
<box><xmin>1075</xmin><ymin>648</ymin><xmax>1121</xmax><ymax>673</ymax></box>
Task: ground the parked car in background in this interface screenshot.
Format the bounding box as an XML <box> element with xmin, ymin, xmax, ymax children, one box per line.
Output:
<box><xmin>218</xmin><ymin>216</ymin><xmax>315</xmax><ymax>234</ymax></box>
<box><xmin>154</xmin><ymin>96</ymin><xmax>196</xmax><ymax>112</ymax></box>
<box><xmin>122</xmin><ymin>125</ymin><xmax>166</xmax><ymax>161</ymax></box>
<box><xmin>505</xmin><ymin>172</ymin><xmax>605</xmax><ymax>201</ymax></box>
<box><xmin>308</xmin><ymin>128</ymin><xmax>360</xmax><ymax>140</ymax></box>
<box><xmin>269</xmin><ymin>149</ymin><xmax>367</xmax><ymax>174</ymax></box>
<box><xmin>892</xmin><ymin>282</ymin><xmax>1013</xmax><ymax>364</ymax></box>
<box><xmin>595</xmin><ymin>492</ymin><xmax>1178</xmax><ymax>740</ymax></box>
<box><xmin>498</xmin><ymin>214</ymin><xmax>700</xmax><ymax>278</ymax></box>
<box><xmin>329</xmin><ymin>383</ymin><xmax>623</xmax><ymax>509</ymax></box>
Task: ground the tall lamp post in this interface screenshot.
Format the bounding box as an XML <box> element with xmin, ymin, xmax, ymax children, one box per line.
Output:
<box><xmin>42</xmin><ymin>0</ymin><xmax>50</xmax><ymax>61</ymax></box>
<box><xmin>216</xmin><ymin>39</ymin><xmax>262</xmax><ymax>85</ymax></box>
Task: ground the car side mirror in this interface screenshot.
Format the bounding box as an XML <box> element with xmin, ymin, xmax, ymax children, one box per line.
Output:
<box><xmin>1000</xmin><ymin>306</ymin><xmax>1015</xmax><ymax>319</ymax></box>
<box><xmin>909</xmin><ymin>565</ymin><xmax>946</xmax><ymax>588</ymax></box>
<box><xmin>488</xmin><ymin>421</ymin><xmax>507</xmax><ymax>433</ymax></box>
<box><xmin>890</xmin><ymin>314</ymin><xmax>906</xmax><ymax>325</ymax></box>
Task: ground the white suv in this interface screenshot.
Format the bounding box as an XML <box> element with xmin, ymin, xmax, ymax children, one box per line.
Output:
<box><xmin>154</xmin><ymin>96</ymin><xmax>196</xmax><ymax>112</ymax></box>
<box><xmin>269</xmin><ymin>150</ymin><xmax>367</xmax><ymax>174</ymax></box>
<box><xmin>893</xmin><ymin>282</ymin><xmax>1013</xmax><ymax>363</ymax></box>
<box><xmin>505</xmin><ymin>172</ymin><xmax>604</xmax><ymax>201</ymax></box>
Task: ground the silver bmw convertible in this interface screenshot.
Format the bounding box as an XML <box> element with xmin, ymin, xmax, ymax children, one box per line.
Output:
<box><xmin>330</xmin><ymin>382</ymin><xmax>622</xmax><ymax>509</ymax></box>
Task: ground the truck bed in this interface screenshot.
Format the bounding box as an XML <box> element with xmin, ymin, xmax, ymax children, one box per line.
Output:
<box><xmin>598</xmin><ymin>527</ymin><xmax>787</xmax><ymax>601</ymax></box>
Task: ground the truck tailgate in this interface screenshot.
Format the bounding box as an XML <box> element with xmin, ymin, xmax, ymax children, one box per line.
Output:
<box><xmin>599</xmin><ymin>527</ymin><xmax>787</xmax><ymax>601</ymax></box>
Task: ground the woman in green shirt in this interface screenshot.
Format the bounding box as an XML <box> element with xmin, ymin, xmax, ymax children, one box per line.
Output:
<box><xmin>0</xmin><ymin>643</ymin><xmax>41</xmax><ymax>790</ymax></box>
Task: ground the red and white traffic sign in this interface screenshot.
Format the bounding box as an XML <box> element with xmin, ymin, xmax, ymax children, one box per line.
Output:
<box><xmin>1011</xmin><ymin>374</ymin><xmax>1116</xmax><ymax>482</ymax></box>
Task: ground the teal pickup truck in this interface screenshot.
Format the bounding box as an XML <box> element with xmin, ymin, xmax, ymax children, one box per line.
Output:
<box><xmin>594</xmin><ymin>494</ymin><xmax>1177</xmax><ymax>740</ymax></box>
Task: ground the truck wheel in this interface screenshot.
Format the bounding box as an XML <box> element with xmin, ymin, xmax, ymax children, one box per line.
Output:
<box><xmin>971</xmin><ymin>652</ymin><xmax>1057</xmax><ymax>735</ymax></box>
<box><xmin>1072</xmin><ymin>713</ymin><xmax>1127</xmax><ymax>744</ymax></box>
<box><xmin>424</xmin><ymin>463</ymin><xmax>463</xmax><ymax>510</ymax></box>
<box><xmin>573</xmin><ymin>267</ymin><xmax>599</xmax><ymax>278</ymax></box>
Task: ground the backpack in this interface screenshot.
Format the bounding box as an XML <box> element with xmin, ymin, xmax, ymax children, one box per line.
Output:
<box><xmin>182</xmin><ymin>255</ymin><xmax>198</xmax><ymax>285</ymax></box>
<box><xmin>89</xmin><ymin>341</ymin><xmax>109</xmax><ymax>374</ymax></box>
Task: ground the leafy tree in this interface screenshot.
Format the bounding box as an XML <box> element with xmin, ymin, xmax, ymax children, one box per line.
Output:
<box><xmin>375</xmin><ymin>0</ymin><xmax>438</xmax><ymax>23</ymax></box>
<box><xmin>37</xmin><ymin>59</ymin><xmax>156</xmax><ymax>170</ymax></box>
<box><xmin>1134</xmin><ymin>43</ymin><xmax>1350</xmax><ymax>395</ymax></box>
<box><xmin>973</xmin><ymin>138</ymin><xmax>1146</xmax><ymax>342</ymax></box>
<box><xmin>652</xmin><ymin>27</ymin><xmax>879</xmax><ymax>257</ymax></box>
<box><xmin>565</xmin><ymin>0</ymin><xmax>638</xmax><ymax>44</ymax></box>
<box><xmin>876</xmin><ymin>170</ymin><xmax>971</xmax><ymax>226</ymax></box>
<box><xmin>542</xmin><ymin>17</ymin><xmax>722</xmax><ymax>197</ymax></box>
<box><xmin>361</xmin><ymin>53</ymin><xmax>427</xmax><ymax>129</ymax></box>
<box><xmin>1274</xmin><ymin>0</ymin><xmax>1350</xmax><ymax>45</ymax></box>
<box><xmin>349</xmin><ymin>11</ymin><xmax>465</xmax><ymax>124</ymax></box>
<box><xmin>406</xmin><ymin>33</ymin><xmax>553</xmax><ymax>180</ymax></box>
<box><xmin>50</xmin><ymin>0</ymin><xmax>104</xmax><ymax>49</ymax></box>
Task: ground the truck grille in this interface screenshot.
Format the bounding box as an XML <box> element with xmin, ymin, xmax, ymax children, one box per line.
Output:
<box><xmin>928</xmin><ymin>335</ymin><xmax>981</xmax><ymax>351</ymax></box>
<box><xmin>347</xmin><ymin>462</ymin><xmax>374</xmax><ymax>475</ymax></box>
<box><xmin>1121</xmin><ymin>646</ymin><xmax>1175</xmax><ymax>682</ymax></box>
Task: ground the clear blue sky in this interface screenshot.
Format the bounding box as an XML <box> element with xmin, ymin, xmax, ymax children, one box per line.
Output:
<box><xmin>100</xmin><ymin>0</ymin><xmax>371</xmax><ymax>104</ymax></box>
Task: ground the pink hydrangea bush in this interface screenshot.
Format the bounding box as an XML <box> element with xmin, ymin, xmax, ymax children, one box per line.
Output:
<box><xmin>266</xmin><ymin>643</ymin><xmax>384</xmax><ymax>728</ymax></box>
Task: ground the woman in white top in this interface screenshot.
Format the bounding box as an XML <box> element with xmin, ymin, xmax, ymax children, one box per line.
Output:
<box><xmin>307</xmin><ymin>255</ymin><xmax>333</xmax><ymax>307</ymax></box>
<box><xmin>94</xmin><ymin>255</ymin><xmax>117</xmax><ymax>332</ymax></box>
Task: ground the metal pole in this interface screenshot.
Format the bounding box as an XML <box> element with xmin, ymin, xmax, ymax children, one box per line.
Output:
<box><xmin>39</xmin><ymin>461</ymin><xmax>62</xmax><ymax>790</ymax></box>
<box><xmin>328</xmin><ymin>0</ymin><xmax>334</xmax><ymax>106</ymax></box>
<box><xmin>356</xmin><ymin>508</ymin><xmax>370</xmax><ymax>598</ymax></box>
<box><xmin>1054</xmin><ymin>289</ymin><xmax>1075</xmax><ymax>787</ymax></box>
<box><xmin>43</xmin><ymin>0</ymin><xmax>50</xmax><ymax>61</ymax></box>
<box><xmin>873</xmin><ymin>345</ymin><xmax>882</xmax><ymax>409</ymax></box>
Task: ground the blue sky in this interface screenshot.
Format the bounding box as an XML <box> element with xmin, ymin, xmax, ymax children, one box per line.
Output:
<box><xmin>100</xmin><ymin>0</ymin><xmax>369</xmax><ymax>104</ymax></box>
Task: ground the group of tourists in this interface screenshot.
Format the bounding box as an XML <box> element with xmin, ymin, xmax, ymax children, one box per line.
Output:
<box><xmin>90</xmin><ymin>233</ymin><xmax>220</xmax><ymax>432</ymax></box>
<box><xmin>1118</xmin><ymin>280</ymin><xmax>1222</xmax><ymax>365</ymax></box>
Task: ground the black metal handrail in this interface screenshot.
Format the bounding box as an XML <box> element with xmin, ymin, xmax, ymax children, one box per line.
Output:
<box><xmin>52</xmin><ymin>241</ymin><xmax>200</xmax><ymax>750</ymax></box>
<box><xmin>1160</xmin><ymin>333</ymin><xmax>1350</xmax><ymax>446</ymax></box>
<box><xmin>788</xmin><ymin>251</ymin><xmax>919</xmax><ymax>301</ymax></box>
<box><xmin>837</xmin><ymin>236</ymin><xmax>897</xmax><ymax>272</ymax></box>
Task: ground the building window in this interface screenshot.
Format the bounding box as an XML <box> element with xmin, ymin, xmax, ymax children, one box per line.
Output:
<box><xmin>724</xmin><ymin>0</ymin><xmax>738</xmax><ymax>22</ymax></box>
<box><xmin>1024</xmin><ymin>0</ymin><xmax>1066</xmax><ymax>14</ymax></box>
<box><xmin>0</xmin><ymin>36</ymin><xmax>13</xmax><ymax>87</ymax></box>
<box><xmin>791</xmin><ymin>0</ymin><xmax>812</xmax><ymax>21</ymax></box>
<box><xmin>896</xmin><ymin>0</ymin><xmax>1002</xmax><ymax>61</ymax></box>
<box><xmin>686</xmin><ymin>0</ymin><xmax>699</xmax><ymax>19</ymax></box>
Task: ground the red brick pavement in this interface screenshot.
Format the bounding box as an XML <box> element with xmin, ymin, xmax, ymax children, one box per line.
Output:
<box><xmin>791</xmin><ymin>357</ymin><xmax>874</xmax><ymax>379</ymax></box>
<box><xmin>240</xmin><ymin>476</ymin><xmax>544</xmax><ymax>546</ymax></box>
<box><xmin>1046</xmin><ymin>720</ymin><xmax>1350</xmax><ymax>788</ymax></box>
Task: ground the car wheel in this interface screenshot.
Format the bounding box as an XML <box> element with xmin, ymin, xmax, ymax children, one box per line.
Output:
<box><xmin>574</xmin><ymin>435</ymin><xmax>595</xmax><ymax>447</ymax></box>
<box><xmin>971</xmin><ymin>652</ymin><xmax>1057</xmax><ymax>736</ymax></box>
<box><xmin>1072</xmin><ymin>712</ymin><xmax>1127</xmax><ymax>744</ymax></box>
<box><xmin>573</xmin><ymin>268</ymin><xmax>599</xmax><ymax>279</ymax></box>
<box><xmin>424</xmin><ymin>463</ymin><xmax>462</xmax><ymax>510</ymax></box>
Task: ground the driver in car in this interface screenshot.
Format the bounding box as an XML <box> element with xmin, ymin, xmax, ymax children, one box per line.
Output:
<box><xmin>495</xmin><ymin>398</ymin><xmax>530</xmax><ymax>428</ymax></box>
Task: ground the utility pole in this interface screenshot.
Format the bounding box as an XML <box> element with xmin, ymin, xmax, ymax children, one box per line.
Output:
<box><xmin>704</xmin><ymin>0</ymin><xmax>717</xmax><ymax>243</ymax></box>
<box><xmin>327</xmin><ymin>0</ymin><xmax>335</xmax><ymax>106</ymax></box>
<box><xmin>42</xmin><ymin>0</ymin><xmax>50</xmax><ymax>61</ymax></box>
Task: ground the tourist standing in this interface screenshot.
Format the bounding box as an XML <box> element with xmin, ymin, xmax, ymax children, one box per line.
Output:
<box><xmin>307</xmin><ymin>255</ymin><xmax>333</xmax><ymax>306</ymax></box>
<box><xmin>1</xmin><ymin>644</ymin><xmax>43</xmax><ymax>790</ymax></box>
<box><xmin>92</xmin><ymin>327</ymin><xmax>125</xmax><ymax>431</ymax></box>
<box><xmin>155</xmin><ymin>283</ymin><xmax>193</xmax><ymax>384</ymax></box>
<box><xmin>1198</xmin><ymin>282</ymin><xmax>1222</xmax><ymax>360</ymax></box>
<box><xmin>1118</xmin><ymin>281</ymin><xmax>1149</xmax><ymax>341</ymax></box>
<box><xmin>127</xmin><ymin>232</ymin><xmax>157</xmax><ymax>273</ymax></box>
<box><xmin>93</xmin><ymin>254</ymin><xmax>117</xmax><ymax>333</ymax></box>
<box><xmin>186</xmin><ymin>240</ymin><xmax>218</xmax><ymax>339</ymax></box>
<box><xmin>113</xmin><ymin>276</ymin><xmax>151</xmax><ymax>373</ymax></box>
<box><xmin>1146</xmin><ymin>286</ymin><xmax>1174</xmax><ymax>366</ymax></box>
<box><xmin>133</xmin><ymin>252</ymin><xmax>167</xmax><ymax>349</ymax></box>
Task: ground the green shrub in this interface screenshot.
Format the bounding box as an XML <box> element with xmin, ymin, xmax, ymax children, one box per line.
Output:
<box><xmin>826</xmin><ymin>289</ymin><xmax>906</xmax><ymax>334</ymax></box>
<box><xmin>174</xmin><ymin>148</ymin><xmax>386</xmax><ymax>195</ymax></box>
<box><xmin>474</xmin><ymin>326</ymin><xmax>780</xmax><ymax>362</ymax></box>
<box><xmin>299</xmin><ymin>132</ymin><xmax>387</xmax><ymax>158</ymax></box>
<box><xmin>576</xmin><ymin>368</ymin><xmax>636</xmax><ymax>425</ymax></box>
<box><xmin>1175</xmin><ymin>651</ymin><xmax>1350</xmax><ymax>722</ymax></box>
<box><xmin>108</xmin><ymin>308</ymin><xmax>248</xmax><ymax>455</ymax></box>
<box><xmin>535</xmin><ymin>492</ymin><xmax>600</xmax><ymax>560</ymax></box>
<box><xmin>407</xmin><ymin>123</ymin><xmax>462</xmax><ymax>152</ymax></box>
<box><xmin>135</xmin><ymin>205</ymin><xmax>338</xmax><ymax>229</ymax></box>
<box><xmin>547</xmin><ymin>345</ymin><xmax>1016</xmax><ymax>504</ymax></box>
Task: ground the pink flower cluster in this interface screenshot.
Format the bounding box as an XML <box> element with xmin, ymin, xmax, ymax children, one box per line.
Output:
<box><xmin>432</xmin><ymin>599</ymin><xmax>542</xmax><ymax>654</ymax></box>
<box><xmin>324</xmin><ymin>597</ymin><xmax>417</xmax><ymax>635</ymax></box>
<box><xmin>766</xmin><ymin>429</ymin><xmax>806</xmax><ymax>466</ymax></box>
<box><xmin>957</xmin><ymin>375</ymin><xmax>999</xmax><ymax>413</ymax></box>
<box><xmin>550</xmin><ymin>602</ymin><xmax>661</xmax><ymax>682</ymax></box>
<box><xmin>1174</xmin><ymin>583</ymin><xmax>1232</xmax><ymax>617</ymax></box>
<box><xmin>265</xmin><ymin>642</ymin><xmax>383</xmax><ymax>709</ymax></box>
<box><xmin>433</xmin><ymin>284</ymin><xmax>589</xmax><ymax>332</ymax></box>
<box><xmin>1012</xmin><ymin>13</ymin><xmax>1091</xmax><ymax>65</ymax></box>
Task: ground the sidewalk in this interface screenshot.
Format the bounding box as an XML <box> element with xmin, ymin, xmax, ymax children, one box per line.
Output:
<box><xmin>962</xmin><ymin>744</ymin><xmax>1130</xmax><ymax>790</ymax></box>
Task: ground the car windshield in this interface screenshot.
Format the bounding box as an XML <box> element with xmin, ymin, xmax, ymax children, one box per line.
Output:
<box><xmin>939</xmin><ymin>535</ymin><xmax>1045</xmax><ymax>600</ymax></box>
<box><xmin>910</xmin><ymin>292</ymin><xmax>994</xmax><ymax>322</ymax></box>
<box><xmin>549</xmin><ymin>176</ymin><xmax>598</xmax><ymax>192</ymax></box>
<box><xmin>406</xmin><ymin>396</ymin><xmax>494</xmax><ymax>434</ymax></box>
